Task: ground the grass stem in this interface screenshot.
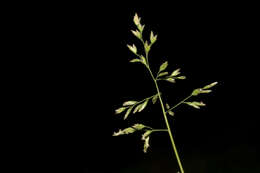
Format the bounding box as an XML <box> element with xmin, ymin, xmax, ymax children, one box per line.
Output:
<box><xmin>145</xmin><ymin>54</ymin><xmax>185</xmax><ymax>173</ymax></box>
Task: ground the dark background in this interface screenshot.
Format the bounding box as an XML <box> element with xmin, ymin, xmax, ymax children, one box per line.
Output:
<box><xmin>11</xmin><ymin>3</ymin><xmax>259</xmax><ymax>173</ymax></box>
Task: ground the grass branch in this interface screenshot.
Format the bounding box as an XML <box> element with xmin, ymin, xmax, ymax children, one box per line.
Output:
<box><xmin>143</xmin><ymin>43</ymin><xmax>185</xmax><ymax>173</ymax></box>
<box><xmin>167</xmin><ymin>94</ymin><xmax>193</xmax><ymax>113</ymax></box>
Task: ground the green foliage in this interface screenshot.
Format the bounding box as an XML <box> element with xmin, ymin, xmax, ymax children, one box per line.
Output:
<box><xmin>123</xmin><ymin>101</ymin><xmax>137</xmax><ymax>106</ymax></box>
<box><xmin>115</xmin><ymin>107</ymin><xmax>127</xmax><ymax>114</ymax></box>
<box><xmin>156</xmin><ymin>66</ymin><xmax>186</xmax><ymax>84</ymax></box>
<box><xmin>203</xmin><ymin>82</ymin><xmax>218</xmax><ymax>89</ymax></box>
<box><xmin>168</xmin><ymin>110</ymin><xmax>175</xmax><ymax>116</ymax></box>
<box><xmin>166</xmin><ymin>103</ymin><xmax>175</xmax><ymax>116</ymax></box>
<box><xmin>159</xmin><ymin>61</ymin><xmax>168</xmax><ymax>72</ymax></box>
<box><xmin>131</xmin><ymin>29</ymin><xmax>142</xmax><ymax>40</ymax></box>
<box><xmin>171</xmin><ymin>68</ymin><xmax>181</xmax><ymax>77</ymax></box>
<box><xmin>184</xmin><ymin>101</ymin><xmax>206</xmax><ymax>109</ymax></box>
<box><xmin>151</xmin><ymin>93</ymin><xmax>159</xmax><ymax>104</ymax></box>
<box><xmin>144</xmin><ymin>41</ymin><xmax>151</xmax><ymax>54</ymax></box>
<box><xmin>192</xmin><ymin>82</ymin><xmax>218</xmax><ymax>96</ymax></box>
<box><xmin>113</xmin><ymin>13</ymin><xmax>218</xmax><ymax>173</ymax></box>
<box><xmin>124</xmin><ymin>106</ymin><xmax>134</xmax><ymax>120</ymax></box>
<box><xmin>142</xmin><ymin>130</ymin><xmax>152</xmax><ymax>153</ymax></box>
<box><xmin>150</xmin><ymin>31</ymin><xmax>157</xmax><ymax>44</ymax></box>
<box><xmin>157</xmin><ymin>71</ymin><xmax>169</xmax><ymax>77</ymax></box>
<box><xmin>115</xmin><ymin>93</ymin><xmax>159</xmax><ymax>119</ymax></box>
<box><xmin>137</xmin><ymin>99</ymin><xmax>149</xmax><ymax>112</ymax></box>
<box><xmin>127</xmin><ymin>44</ymin><xmax>137</xmax><ymax>54</ymax></box>
<box><xmin>113</xmin><ymin>123</ymin><xmax>150</xmax><ymax>136</ymax></box>
<box><xmin>130</xmin><ymin>55</ymin><xmax>147</xmax><ymax>66</ymax></box>
<box><xmin>113</xmin><ymin>123</ymin><xmax>154</xmax><ymax>152</ymax></box>
<box><xmin>133</xmin><ymin>13</ymin><xmax>145</xmax><ymax>32</ymax></box>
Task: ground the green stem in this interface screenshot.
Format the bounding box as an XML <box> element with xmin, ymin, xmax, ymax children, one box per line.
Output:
<box><xmin>138</xmin><ymin>36</ymin><xmax>184</xmax><ymax>172</ymax></box>
<box><xmin>167</xmin><ymin>95</ymin><xmax>192</xmax><ymax>113</ymax></box>
<box><xmin>151</xmin><ymin>129</ymin><xmax>168</xmax><ymax>132</ymax></box>
<box><xmin>146</xmin><ymin>59</ymin><xmax>185</xmax><ymax>173</ymax></box>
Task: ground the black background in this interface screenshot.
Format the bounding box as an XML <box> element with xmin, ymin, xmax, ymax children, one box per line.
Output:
<box><xmin>11</xmin><ymin>3</ymin><xmax>259</xmax><ymax>173</ymax></box>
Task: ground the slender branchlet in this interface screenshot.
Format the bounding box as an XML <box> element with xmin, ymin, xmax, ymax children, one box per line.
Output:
<box><xmin>113</xmin><ymin>13</ymin><xmax>218</xmax><ymax>173</ymax></box>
